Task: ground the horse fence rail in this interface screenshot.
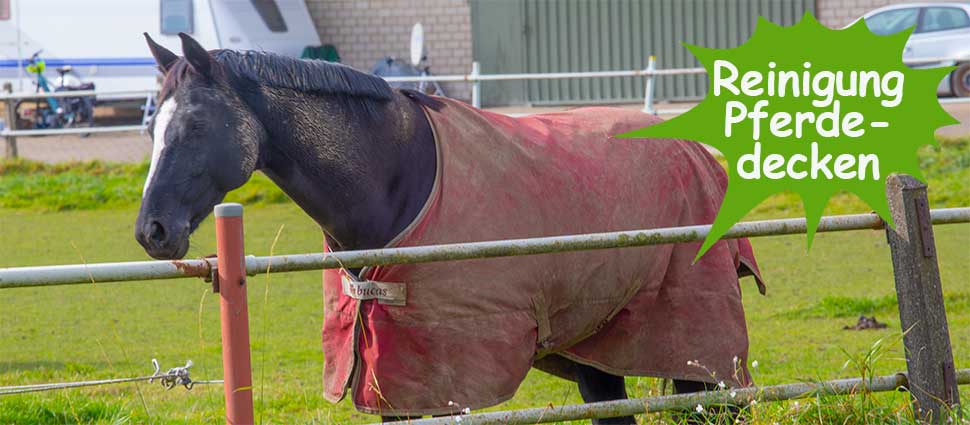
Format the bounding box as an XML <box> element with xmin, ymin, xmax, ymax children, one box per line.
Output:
<box><xmin>5</xmin><ymin>54</ymin><xmax>966</xmax><ymax>158</ymax></box>
<box><xmin>0</xmin><ymin>60</ymin><xmax>696</xmax><ymax>149</ymax></box>
<box><xmin>2</xmin><ymin>207</ymin><xmax>966</xmax><ymax>289</ymax></box>
<box><xmin>0</xmin><ymin>88</ymin><xmax>158</xmax><ymax>101</ymax></box>
<box><xmin>389</xmin><ymin>369</ymin><xmax>970</xmax><ymax>425</ymax></box>
<box><xmin>0</xmin><ymin>174</ymin><xmax>967</xmax><ymax>423</ymax></box>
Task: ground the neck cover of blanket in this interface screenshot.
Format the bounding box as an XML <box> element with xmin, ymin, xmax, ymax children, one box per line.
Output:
<box><xmin>321</xmin><ymin>97</ymin><xmax>765</xmax><ymax>416</ymax></box>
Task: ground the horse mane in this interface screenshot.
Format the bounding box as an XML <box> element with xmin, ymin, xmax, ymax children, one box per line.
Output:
<box><xmin>160</xmin><ymin>50</ymin><xmax>394</xmax><ymax>111</ymax></box>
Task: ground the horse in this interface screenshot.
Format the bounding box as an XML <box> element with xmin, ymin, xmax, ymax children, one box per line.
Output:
<box><xmin>136</xmin><ymin>33</ymin><xmax>763</xmax><ymax>424</ymax></box>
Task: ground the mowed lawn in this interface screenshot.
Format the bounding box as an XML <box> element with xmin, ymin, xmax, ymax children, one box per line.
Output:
<box><xmin>0</xmin><ymin>201</ymin><xmax>967</xmax><ymax>424</ymax></box>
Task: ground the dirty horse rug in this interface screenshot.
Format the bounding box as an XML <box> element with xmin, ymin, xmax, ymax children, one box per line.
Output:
<box><xmin>322</xmin><ymin>97</ymin><xmax>765</xmax><ymax>416</ymax></box>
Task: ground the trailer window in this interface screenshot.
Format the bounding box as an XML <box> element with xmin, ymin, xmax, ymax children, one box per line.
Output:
<box><xmin>0</xmin><ymin>0</ymin><xmax>10</xmax><ymax>21</ymax></box>
<box><xmin>161</xmin><ymin>0</ymin><xmax>194</xmax><ymax>34</ymax></box>
<box><xmin>251</xmin><ymin>0</ymin><xmax>288</xmax><ymax>32</ymax></box>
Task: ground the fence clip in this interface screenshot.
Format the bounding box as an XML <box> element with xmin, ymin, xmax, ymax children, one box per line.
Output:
<box><xmin>201</xmin><ymin>257</ymin><xmax>219</xmax><ymax>293</ymax></box>
<box><xmin>149</xmin><ymin>359</ymin><xmax>196</xmax><ymax>390</ymax></box>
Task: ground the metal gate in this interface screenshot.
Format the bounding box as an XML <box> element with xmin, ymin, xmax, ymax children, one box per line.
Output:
<box><xmin>470</xmin><ymin>0</ymin><xmax>815</xmax><ymax>106</ymax></box>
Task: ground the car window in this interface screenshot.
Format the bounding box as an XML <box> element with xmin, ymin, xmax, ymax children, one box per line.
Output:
<box><xmin>918</xmin><ymin>7</ymin><xmax>970</xmax><ymax>33</ymax></box>
<box><xmin>160</xmin><ymin>0</ymin><xmax>194</xmax><ymax>35</ymax></box>
<box><xmin>251</xmin><ymin>0</ymin><xmax>288</xmax><ymax>33</ymax></box>
<box><xmin>865</xmin><ymin>8</ymin><xmax>919</xmax><ymax>35</ymax></box>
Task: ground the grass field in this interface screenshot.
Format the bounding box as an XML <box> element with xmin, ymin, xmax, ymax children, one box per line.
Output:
<box><xmin>0</xmin><ymin>138</ymin><xmax>968</xmax><ymax>424</ymax></box>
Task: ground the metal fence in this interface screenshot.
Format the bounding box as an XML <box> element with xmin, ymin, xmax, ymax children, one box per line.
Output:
<box><xmin>391</xmin><ymin>370</ymin><xmax>970</xmax><ymax>425</ymax></box>
<box><xmin>0</xmin><ymin>174</ymin><xmax>967</xmax><ymax>423</ymax></box>
<box><xmin>2</xmin><ymin>56</ymin><xmax>968</xmax><ymax>158</ymax></box>
<box><xmin>0</xmin><ymin>53</ymin><xmax>955</xmax><ymax>162</ymax></box>
<box><xmin>2</xmin><ymin>206</ymin><xmax>968</xmax><ymax>289</ymax></box>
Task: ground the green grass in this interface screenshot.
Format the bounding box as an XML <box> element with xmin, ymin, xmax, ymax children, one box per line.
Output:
<box><xmin>1</xmin><ymin>136</ymin><xmax>967</xmax><ymax>213</ymax></box>
<box><xmin>0</xmin><ymin>136</ymin><xmax>968</xmax><ymax>423</ymax></box>
<box><xmin>0</xmin><ymin>204</ymin><xmax>967</xmax><ymax>423</ymax></box>
<box><xmin>0</xmin><ymin>160</ymin><xmax>289</xmax><ymax>211</ymax></box>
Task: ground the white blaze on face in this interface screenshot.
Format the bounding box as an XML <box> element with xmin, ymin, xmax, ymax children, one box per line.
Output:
<box><xmin>143</xmin><ymin>98</ymin><xmax>178</xmax><ymax>197</ymax></box>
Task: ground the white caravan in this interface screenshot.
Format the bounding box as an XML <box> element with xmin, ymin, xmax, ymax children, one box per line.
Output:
<box><xmin>0</xmin><ymin>0</ymin><xmax>321</xmax><ymax>99</ymax></box>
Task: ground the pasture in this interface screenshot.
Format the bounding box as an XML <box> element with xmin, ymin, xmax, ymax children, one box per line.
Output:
<box><xmin>0</xmin><ymin>138</ymin><xmax>968</xmax><ymax>424</ymax></box>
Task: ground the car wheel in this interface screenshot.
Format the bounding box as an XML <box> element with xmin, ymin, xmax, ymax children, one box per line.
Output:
<box><xmin>952</xmin><ymin>63</ymin><xmax>970</xmax><ymax>97</ymax></box>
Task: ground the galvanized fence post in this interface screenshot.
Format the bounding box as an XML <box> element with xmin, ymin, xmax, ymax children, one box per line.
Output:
<box><xmin>2</xmin><ymin>83</ymin><xmax>18</xmax><ymax>159</ymax></box>
<box><xmin>642</xmin><ymin>55</ymin><xmax>656</xmax><ymax>114</ymax></box>
<box><xmin>214</xmin><ymin>203</ymin><xmax>254</xmax><ymax>425</ymax></box>
<box><xmin>471</xmin><ymin>61</ymin><xmax>482</xmax><ymax>108</ymax></box>
<box><xmin>885</xmin><ymin>175</ymin><xmax>961</xmax><ymax>422</ymax></box>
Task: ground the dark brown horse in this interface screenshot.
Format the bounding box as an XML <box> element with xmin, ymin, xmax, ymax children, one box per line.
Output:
<box><xmin>136</xmin><ymin>33</ymin><xmax>737</xmax><ymax>424</ymax></box>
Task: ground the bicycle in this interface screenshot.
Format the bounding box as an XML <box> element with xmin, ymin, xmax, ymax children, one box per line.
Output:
<box><xmin>15</xmin><ymin>50</ymin><xmax>96</xmax><ymax>133</ymax></box>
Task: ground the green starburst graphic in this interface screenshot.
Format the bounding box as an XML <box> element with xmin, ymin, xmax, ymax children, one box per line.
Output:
<box><xmin>620</xmin><ymin>12</ymin><xmax>957</xmax><ymax>260</ymax></box>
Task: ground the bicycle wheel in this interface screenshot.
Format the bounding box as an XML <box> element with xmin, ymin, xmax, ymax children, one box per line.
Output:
<box><xmin>64</xmin><ymin>96</ymin><xmax>96</xmax><ymax>137</ymax></box>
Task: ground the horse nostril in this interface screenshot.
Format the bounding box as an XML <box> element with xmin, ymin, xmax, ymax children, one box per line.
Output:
<box><xmin>149</xmin><ymin>221</ymin><xmax>166</xmax><ymax>243</ymax></box>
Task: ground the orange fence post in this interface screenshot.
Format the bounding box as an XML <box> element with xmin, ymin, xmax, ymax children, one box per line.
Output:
<box><xmin>214</xmin><ymin>203</ymin><xmax>254</xmax><ymax>425</ymax></box>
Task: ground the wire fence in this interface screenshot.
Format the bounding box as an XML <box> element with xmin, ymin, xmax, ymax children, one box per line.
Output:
<box><xmin>0</xmin><ymin>192</ymin><xmax>967</xmax><ymax>421</ymax></box>
<box><xmin>0</xmin><ymin>359</ymin><xmax>222</xmax><ymax>396</ymax></box>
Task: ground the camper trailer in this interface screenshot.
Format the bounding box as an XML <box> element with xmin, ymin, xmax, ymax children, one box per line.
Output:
<box><xmin>0</xmin><ymin>0</ymin><xmax>321</xmax><ymax>99</ymax></box>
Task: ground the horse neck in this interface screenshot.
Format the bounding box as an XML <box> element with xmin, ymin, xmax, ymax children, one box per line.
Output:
<box><xmin>248</xmin><ymin>87</ymin><xmax>436</xmax><ymax>251</ymax></box>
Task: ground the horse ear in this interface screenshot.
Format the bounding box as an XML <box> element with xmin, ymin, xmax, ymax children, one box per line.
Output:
<box><xmin>178</xmin><ymin>32</ymin><xmax>212</xmax><ymax>77</ymax></box>
<box><xmin>144</xmin><ymin>33</ymin><xmax>178</xmax><ymax>73</ymax></box>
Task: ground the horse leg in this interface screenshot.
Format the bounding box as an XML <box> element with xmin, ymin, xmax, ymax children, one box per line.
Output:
<box><xmin>575</xmin><ymin>363</ymin><xmax>637</xmax><ymax>425</ymax></box>
<box><xmin>672</xmin><ymin>379</ymin><xmax>740</xmax><ymax>424</ymax></box>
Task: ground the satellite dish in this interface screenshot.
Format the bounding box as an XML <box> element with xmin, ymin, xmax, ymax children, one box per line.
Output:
<box><xmin>410</xmin><ymin>23</ymin><xmax>424</xmax><ymax>66</ymax></box>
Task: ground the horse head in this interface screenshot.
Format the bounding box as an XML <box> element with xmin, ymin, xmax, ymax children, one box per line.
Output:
<box><xmin>136</xmin><ymin>33</ymin><xmax>265</xmax><ymax>259</ymax></box>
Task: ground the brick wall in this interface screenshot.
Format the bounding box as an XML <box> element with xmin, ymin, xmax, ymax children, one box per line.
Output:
<box><xmin>304</xmin><ymin>0</ymin><xmax>474</xmax><ymax>101</ymax></box>
<box><xmin>816</xmin><ymin>0</ymin><xmax>967</xmax><ymax>28</ymax></box>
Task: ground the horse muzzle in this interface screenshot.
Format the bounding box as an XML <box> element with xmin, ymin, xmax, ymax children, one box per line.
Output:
<box><xmin>135</xmin><ymin>217</ymin><xmax>190</xmax><ymax>260</ymax></box>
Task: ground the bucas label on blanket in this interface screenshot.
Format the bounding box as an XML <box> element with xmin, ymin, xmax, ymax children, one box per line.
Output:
<box><xmin>620</xmin><ymin>12</ymin><xmax>956</xmax><ymax>259</ymax></box>
<box><xmin>341</xmin><ymin>273</ymin><xmax>406</xmax><ymax>306</ymax></box>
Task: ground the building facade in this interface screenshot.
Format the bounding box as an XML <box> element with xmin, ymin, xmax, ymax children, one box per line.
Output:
<box><xmin>304</xmin><ymin>0</ymin><xmax>473</xmax><ymax>101</ymax></box>
<box><xmin>304</xmin><ymin>0</ymin><xmax>964</xmax><ymax>105</ymax></box>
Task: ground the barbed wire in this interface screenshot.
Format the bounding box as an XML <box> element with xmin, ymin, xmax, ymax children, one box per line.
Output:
<box><xmin>0</xmin><ymin>359</ymin><xmax>223</xmax><ymax>396</ymax></box>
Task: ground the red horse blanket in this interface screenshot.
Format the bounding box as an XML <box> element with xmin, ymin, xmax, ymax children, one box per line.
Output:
<box><xmin>322</xmin><ymin>97</ymin><xmax>765</xmax><ymax>416</ymax></box>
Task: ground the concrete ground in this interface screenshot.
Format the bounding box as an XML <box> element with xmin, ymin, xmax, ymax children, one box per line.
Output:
<box><xmin>6</xmin><ymin>100</ymin><xmax>969</xmax><ymax>164</ymax></box>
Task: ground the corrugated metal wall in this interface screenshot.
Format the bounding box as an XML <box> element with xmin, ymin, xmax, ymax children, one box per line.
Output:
<box><xmin>471</xmin><ymin>0</ymin><xmax>815</xmax><ymax>106</ymax></box>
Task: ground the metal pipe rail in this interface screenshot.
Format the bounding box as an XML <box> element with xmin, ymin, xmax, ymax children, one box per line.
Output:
<box><xmin>380</xmin><ymin>56</ymin><xmax>968</xmax><ymax>84</ymax></box>
<box><xmin>4</xmin><ymin>58</ymin><xmax>963</xmax><ymax>142</ymax></box>
<box><xmin>0</xmin><ymin>88</ymin><xmax>157</xmax><ymax>101</ymax></box>
<box><xmin>388</xmin><ymin>369</ymin><xmax>970</xmax><ymax>425</ymax></box>
<box><xmin>0</xmin><ymin>125</ymin><xmax>145</xmax><ymax>137</ymax></box>
<box><xmin>382</xmin><ymin>67</ymin><xmax>707</xmax><ymax>83</ymax></box>
<box><xmin>1</xmin><ymin>208</ymin><xmax>967</xmax><ymax>289</ymax></box>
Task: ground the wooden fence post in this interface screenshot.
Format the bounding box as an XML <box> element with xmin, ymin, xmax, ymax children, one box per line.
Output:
<box><xmin>215</xmin><ymin>203</ymin><xmax>254</xmax><ymax>425</ymax></box>
<box><xmin>885</xmin><ymin>174</ymin><xmax>961</xmax><ymax>422</ymax></box>
<box><xmin>2</xmin><ymin>83</ymin><xmax>17</xmax><ymax>159</ymax></box>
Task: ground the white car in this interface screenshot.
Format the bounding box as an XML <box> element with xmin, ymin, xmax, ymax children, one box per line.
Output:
<box><xmin>856</xmin><ymin>2</ymin><xmax>970</xmax><ymax>97</ymax></box>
